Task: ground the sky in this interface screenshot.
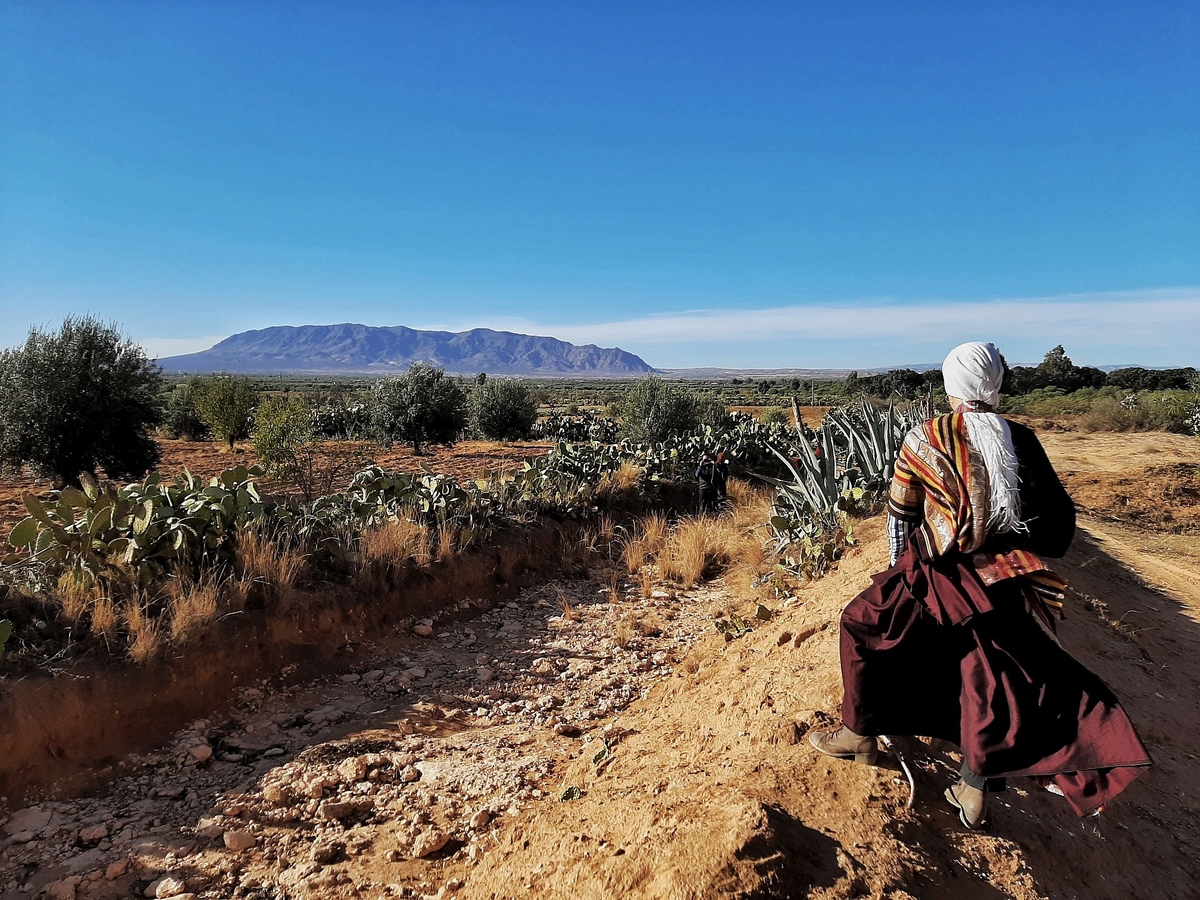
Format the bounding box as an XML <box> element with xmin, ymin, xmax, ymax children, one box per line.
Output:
<box><xmin>1</xmin><ymin>1</ymin><xmax>1197</xmax><ymax>369</ymax></box>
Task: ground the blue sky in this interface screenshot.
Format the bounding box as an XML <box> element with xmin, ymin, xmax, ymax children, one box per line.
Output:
<box><xmin>1</xmin><ymin>1</ymin><xmax>1197</xmax><ymax>368</ymax></box>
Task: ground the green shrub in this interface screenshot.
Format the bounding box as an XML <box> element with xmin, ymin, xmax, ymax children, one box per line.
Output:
<box><xmin>163</xmin><ymin>377</ymin><xmax>210</xmax><ymax>440</ymax></box>
<box><xmin>0</xmin><ymin>316</ymin><xmax>162</xmax><ymax>486</ymax></box>
<box><xmin>759</xmin><ymin>407</ymin><xmax>790</xmax><ymax>425</ymax></box>
<box><xmin>253</xmin><ymin>396</ymin><xmax>365</xmax><ymax>500</ymax></box>
<box><xmin>619</xmin><ymin>376</ymin><xmax>700</xmax><ymax>443</ymax></box>
<box><xmin>192</xmin><ymin>374</ymin><xmax>259</xmax><ymax>449</ymax></box>
<box><xmin>370</xmin><ymin>363</ymin><xmax>468</xmax><ymax>454</ymax></box>
<box><xmin>469</xmin><ymin>378</ymin><xmax>539</xmax><ymax>441</ymax></box>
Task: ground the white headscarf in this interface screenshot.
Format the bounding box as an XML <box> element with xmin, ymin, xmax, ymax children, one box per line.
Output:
<box><xmin>942</xmin><ymin>341</ymin><xmax>1005</xmax><ymax>408</ymax></box>
<box><xmin>941</xmin><ymin>342</ymin><xmax>1025</xmax><ymax>535</ymax></box>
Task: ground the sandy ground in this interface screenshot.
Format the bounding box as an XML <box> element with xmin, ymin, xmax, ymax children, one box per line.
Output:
<box><xmin>1</xmin><ymin>428</ymin><xmax>1199</xmax><ymax>899</ymax></box>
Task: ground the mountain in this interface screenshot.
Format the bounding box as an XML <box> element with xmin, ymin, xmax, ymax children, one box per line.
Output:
<box><xmin>157</xmin><ymin>324</ymin><xmax>655</xmax><ymax>377</ymax></box>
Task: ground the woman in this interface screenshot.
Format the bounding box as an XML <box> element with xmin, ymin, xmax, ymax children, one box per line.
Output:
<box><xmin>809</xmin><ymin>342</ymin><xmax>1151</xmax><ymax>828</ymax></box>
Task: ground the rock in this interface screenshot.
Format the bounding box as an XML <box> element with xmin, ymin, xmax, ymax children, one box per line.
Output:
<box><xmin>155</xmin><ymin>876</ymin><xmax>187</xmax><ymax>899</ymax></box>
<box><xmin>3</xmin><ymin>807</ymin><xmax>53</xmax><ymax>836</ymax></box>
<box><xmin>338</xmin><ymin>757</ymin><xmax>368</xmax><ymax>783</ymax></box>
<box><xmin>43</xmin><ymin>879</ymin><xmax>78</xmax><ymax>900</ymax></box>
<box><xmin>552</xmin><ymin>723</ymin><xmax>581</xmax><ymax>737</ymax></box>
<box><xmin>339</xmin><ymin>673</ymin><xmax>361</xmax><ymax>684</ymax></box>
<box><xmin>63</xmin><ymin>849</ymin><xmax>105</xmax><ymax>875</ymax></box>
<box><xmin>262</xmin><ymin>747</ymin><xmax>286</xmax><ymax>757</ymax></box>
<box><xmin>188</xmin><ymin>745</ymin><xmax>212</xmax><ymax>762</ymax></box>
<box><xmin>222</xmin><ymin>830</ymin><xmax>256</xmax><ymax>851</ymax></box>
<box><xmin>361</xmin><ymin>670</ymin><xmax>385</xmax><ymax>684</ymax></box>
<box><xmin>79</xmin><ymin>824</ymin><xmax>108</xmax><ymax>842</ymax></box>
<box><xmin>262</xmin><ymin>783</ymin><xmax>292</xmax><ymax>806</ymax></box>
<box><xmin>469</xmin><ymin>810</ymin><xmax>491</xmax><ymax>829</ymax></box>
<box><xmin>412</xmin><ymin>828</ymin><xmax>449</xmax><ymax>859</ymax></box>
<box><xmin>476</xmin><ymin>667</ymin><xmax>494</xmax><ymax>683</ymax></box>
<box><xmin>399</xmin><ymin>766</ymin><xmax>421</xmax><ymax>783</ymax></box>
<box><xmin>412</xmin><ymin>623</ymin><xmax>434</xmax><ymax>638</ymax></box>
<box><xmin>311</xmin><ymin>841</ymin><xmax>345</xmax><ymax>865</ymax></box>
<box><xmin>105</xmin><ymin>860</ymin><xmax>129</xmax><ymax>881</ymax></box>
<box><xmin>318</xmin><ymin>800</ymin><xmax>368</xmax><ymax>821</ymax></box>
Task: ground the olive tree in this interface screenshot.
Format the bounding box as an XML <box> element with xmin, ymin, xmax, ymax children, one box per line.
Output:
<box><xmin>618</xmin><ymin>375</ymin><xmax>700</xmax><ymax>443</ymax></box>
<box><xmin>469</xmin><ymin>377</ymin><xmax>538</xmax><ymax>441</ymax></box>
<box><xmin>192</xmin><ymin>374</ymin><xmax>259</xmax><ymax>450</ymax></box>
<box><xmin>370</xmin><ymin>363</ymin><xmax>467</xmax><ymax>454</ymax></box>
<box><xmin>0</xmin><ymin>316</ymin><xmax>163</xmax><ymax>486</ymax></box>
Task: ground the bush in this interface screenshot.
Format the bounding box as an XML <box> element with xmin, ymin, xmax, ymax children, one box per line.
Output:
<box><xmin>760</xmin><ymin>407</ymin><xmax>790</xmax><ymax>425</ymax></box>
<box><xmin>163</xmin><ymin>377</ymin><xmax>210</xmax><ymax>440</ymax></box>
<box><xmin>192</xmin><ymin>375</ymin><xmax>259</xmax><ymax>449</ymax></box>
<box><xmin>619</xmin><ymin>376</ymin><xmax>700</xmax><ymax>443</ymax></box>
<box><xmin>0</xmin><ymin>316</ymin><xmax>162</xmax><ymax>486</ymax></box>
<box><xmin>469</xmin><ymin>378</ymin><xmax>538</xmax><ymax>441</ymax></box>
<box><xmin>1081</xmin><ymin>391</ymin><xmax>1200</xmax><ymax>434</ymax></box>
<box><xmin>370</xmin><ymin>363</ymin><xmax>468</xmax><ymax>454</ymax></box>
<box><xmin>253</xmin><ymin>396</ymin><xmax>366</xmax><ymax>500</ymax></box>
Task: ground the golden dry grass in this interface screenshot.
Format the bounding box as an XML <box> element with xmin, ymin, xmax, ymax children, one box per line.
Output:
<box><xmin>167</xmin><ymin>575</ymin><xmax>221</xmax><ymax>645</ymax></box>
<box><xmin>436</xmin><ymin>522</ymin><xmax>458</xmax><ymax>562</ymax></box>
<box><xmin>558</xmin><ymin>587</ymin><xmax>578</xmax><ymax>622</ymax></box>
<box><xmin>56</xmin><ymin>566</ymin><xmax>100</xmax><ymax>624</ymax></box>
<box><xmin>624</xmin><ymin>480</ymin><xmax>772</xmax><ymax>591</ymax></box>
<box><xmin>235</xmin><ymin>531</ymin><xmax>305</xmax><ymax>604</ymax></box>
<box><xmin>90</xmin><ymin>595</ymin><xmax>117</xmax><ymax>638</ymax></box>
<box><xmin>124</xmin><ymin>600</ymin><xmax>161</xmax><ymax>664</ymax></box>
<box><xmin>622</xmin><ymin>513</ymin><xmax>669</xmax><ymax>575</ymax></box>
<box><xmin>359</xmin><ymin>519</ymin><xmax>425</xmax><ymax>570</ymax></box>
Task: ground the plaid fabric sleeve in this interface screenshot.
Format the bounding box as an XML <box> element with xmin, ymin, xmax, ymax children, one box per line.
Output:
<box><xmin>886</xmin><ymin>437</ymin><xmax>925</xmax><ymax>523</ymax></box>
<box><xmin>887</xmin><ymin>513</ymin><xmax>915</xmax><ymax>565</ymax></box>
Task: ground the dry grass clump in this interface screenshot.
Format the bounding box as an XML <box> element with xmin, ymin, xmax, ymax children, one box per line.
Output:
<box><xmin>235</xmin><ymin>530</ymin><xmax>306</xmax><ymax>604</ymax></box>
<box><xmin>436</xmin><ymin>522</ymin><xmax>459</xmax><ymax>562</ymax></box>
<box><xmin>359</xmin><ymin>519</ymin><xmax>425</xmax><ymax>570</ymax></box>
<box><xmin>620</xmin><ymin>481</ymin><xmax>771</xmax><ymax>591</ymax></box>
<box><xmin>90</xmin><ymin>595</ymin><xmax>118</xmax><ymax>638</ymax></box>
<box><xmin>621</xmin><ymin>513</ymin><xmax>669</xmax><ymax>574</ymax></box>
<box><xmin>166</xmin><ymin>575</ymin><xmax>222</xmax><ymax>645</ymax></box>
<box><xmin>56</xmin><ymin>566</ymin><xmax>102</xmax><ymax>624</ymax></box>
<box><xmin>600</xmin><ymin>461</ymin><xmax>643</xmax><ymax>495</ymax></box>
<box><xmin>124</xmin><ymin>599</ymin><xmax>162</xmax><ymax>664</ymax></box>
<box><xmin>558</xmin><ymin>587</ymin><xmax>578</xmax><ymax>622</ymax></box>
<box><xmin>662</xmin><ymin>518</ymin><xmax>730</xmax><ymax>587</ymax></box>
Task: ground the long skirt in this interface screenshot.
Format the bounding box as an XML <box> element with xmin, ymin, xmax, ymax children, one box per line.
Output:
<box><xmin>839</xmin><ymin>544</ymin><xmax>1151</xmax><ymax>816</ymax></box>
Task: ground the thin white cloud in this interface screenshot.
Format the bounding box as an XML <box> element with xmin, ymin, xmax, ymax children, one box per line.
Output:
<box><xmin>517</xmin><ymin>288</ymin><xmax>1200</xmax><ymax>348</ymax></box>
<box><xmin>138</xmin><ymin>335</ymin><xmax>225</xmax><ymax>359</ymax></box>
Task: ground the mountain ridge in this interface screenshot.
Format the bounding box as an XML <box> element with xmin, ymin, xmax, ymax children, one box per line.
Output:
<box><xmin>158</xmin><ymin>324</ymin><xmax>655</xmax><ymax>376</ymax></box>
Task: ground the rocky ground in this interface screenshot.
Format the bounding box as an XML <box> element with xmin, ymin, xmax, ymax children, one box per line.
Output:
<box><xmin>0</xmin><ymin>568</ymin><xmax>725</xmax><ymax>900</ymax></box>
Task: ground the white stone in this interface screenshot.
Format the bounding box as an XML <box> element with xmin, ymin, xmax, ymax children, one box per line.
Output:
<box><xmin>412</xmin><ymin>828</ymin><xmax>448</xmax><ymax>858</ymax></box>
<box><xmin>223</xmin><ymin>830</ymin><xmax>256</xmax><ymax>851</ymax></box>
<box><xmin>154</xmin><ymin>876</ymin><xmax>187</xmax><ymax>899</ymax></box>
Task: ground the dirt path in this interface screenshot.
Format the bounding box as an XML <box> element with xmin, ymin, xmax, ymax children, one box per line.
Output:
<box><xmin>0</xmin><ymin>568</ymin><xmax>719</xmax><ymax>900</ymax></box>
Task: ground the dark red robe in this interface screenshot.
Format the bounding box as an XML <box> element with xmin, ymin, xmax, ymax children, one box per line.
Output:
<box><xmin>840</xmin><ymin>543</ymin><xmax>1151</xmax><ymax>815</ymax></box>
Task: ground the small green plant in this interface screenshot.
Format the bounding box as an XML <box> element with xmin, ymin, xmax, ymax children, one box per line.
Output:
<box><xmin>192</xmin><ymin>374</ymin><xmax>259</xmax><ymax>449</ymax></box>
